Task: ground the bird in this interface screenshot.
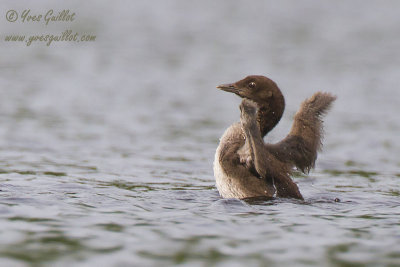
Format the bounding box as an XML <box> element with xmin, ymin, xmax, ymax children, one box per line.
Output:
<box><xmin>213</xmin><ymin>75</ymin><xmax>336</xmax><ymax>200</ymax></box>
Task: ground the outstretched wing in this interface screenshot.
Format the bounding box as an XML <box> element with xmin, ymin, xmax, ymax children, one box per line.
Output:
<box><xmin>266</xmin><ymin>92</ymin><xmax>336</xmax><ymax>173</ymax></box>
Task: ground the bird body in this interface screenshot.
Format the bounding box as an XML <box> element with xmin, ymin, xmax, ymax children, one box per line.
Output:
<box><xmin>214</xmin><ymin>75</ymin><xmax>336</xmax><ymax>200</ymax></box>
<box><xmin>214</xmin><ymin>122</ymin><xmax>276</xmax><ymax>199</ymax></box>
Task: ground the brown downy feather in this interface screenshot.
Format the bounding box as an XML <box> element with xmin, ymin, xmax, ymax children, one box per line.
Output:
<box><xmin>267</xmin><ymin>92</ymin><xmax>336</xmax><ymax>173</ymax></box>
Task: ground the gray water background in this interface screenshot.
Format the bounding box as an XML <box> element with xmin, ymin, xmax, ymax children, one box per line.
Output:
<box><xmin>0</xmin><ymin>1</ymin><xmax>399</xmax><ymax>266</ymax></box>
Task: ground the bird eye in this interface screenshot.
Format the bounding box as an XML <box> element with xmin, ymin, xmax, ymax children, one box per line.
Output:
<box><xmin>249</xmin><ymin>82</ymin><xmax>256</xmax><ymax>88</ymax></box>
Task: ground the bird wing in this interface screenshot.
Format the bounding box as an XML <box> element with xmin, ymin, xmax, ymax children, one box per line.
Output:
<box><xmin>266</xmin><ymin>92</ymin><xmax>336</xmax><ymax>173</ymax></box>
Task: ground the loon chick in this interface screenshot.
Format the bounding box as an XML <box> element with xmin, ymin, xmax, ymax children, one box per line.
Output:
<box><xmin>214</xmin><ymin>75</ymin><xmax>336</xmax><ymax>200</ymax></box>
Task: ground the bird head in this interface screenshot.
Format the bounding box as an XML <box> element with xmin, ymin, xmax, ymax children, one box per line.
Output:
<box><xmin>217</xmin><ymin>75</ymin><xmax>281</xmax><ymax>104</ymax></box>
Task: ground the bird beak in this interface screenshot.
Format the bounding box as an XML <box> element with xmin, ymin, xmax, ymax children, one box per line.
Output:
<box><xmin>216</xmin><ymin>83</ymin><xmax>239</xmax><ymax>94</ymax></box>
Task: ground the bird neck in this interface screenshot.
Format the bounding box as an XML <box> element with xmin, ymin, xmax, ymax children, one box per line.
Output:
<box><xmin>256</xmin><ymin>91</ymin><xmax>285</xmax><ymax>137</ymax></box>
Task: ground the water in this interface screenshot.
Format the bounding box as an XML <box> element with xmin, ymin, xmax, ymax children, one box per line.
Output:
<box><xmin>1</xmin><ymin>0</ymin><xmax>400</xmax><ymax>266</ymax></box>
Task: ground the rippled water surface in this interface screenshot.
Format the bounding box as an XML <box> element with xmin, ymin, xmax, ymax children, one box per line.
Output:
<box><xmin>1</xmin><ymin>1</ymin><xmax>400</xmax><ymax>266</ymax></box>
